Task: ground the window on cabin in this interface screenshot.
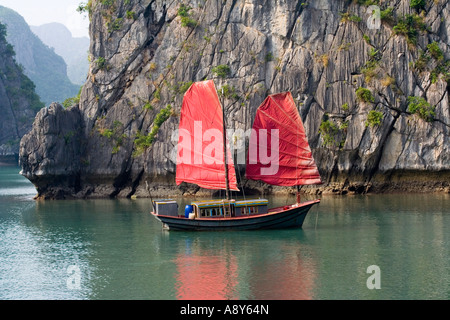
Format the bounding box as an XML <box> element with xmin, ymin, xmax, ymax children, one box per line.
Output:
<box><xmin>249</xmin><ymin>206</ymin><xmax>258</xmax><ymax>214</ymax></box>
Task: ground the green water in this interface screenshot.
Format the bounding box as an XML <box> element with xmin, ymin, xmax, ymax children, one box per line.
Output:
<box><xmin>0</xmin><ymin>166</ymin><xmax>449</xmax><ymax>300</ymax></box>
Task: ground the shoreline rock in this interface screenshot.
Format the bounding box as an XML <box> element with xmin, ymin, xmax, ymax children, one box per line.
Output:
<box><xmin>28</xmin><ymin>169</ymin><xmax>450</xmax><ymax>200</ymax></box>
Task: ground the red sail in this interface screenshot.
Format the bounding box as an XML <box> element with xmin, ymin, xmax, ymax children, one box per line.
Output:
<box><xmin>246</xmin><ymin>92</ymin><xmax>322</xmax><ymax>186</ymax></box>
<box><xmin>176</xmin><ymin>81</ymin><xmax>239</xmax><ymax>191</ymax></box>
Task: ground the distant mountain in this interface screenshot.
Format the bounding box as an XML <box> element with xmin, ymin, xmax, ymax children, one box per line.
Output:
<box><xmin>0</xmin><ymin>22</ymin><xmax>44</xmax><ymax>163</ymax></box>
<box><xmin>31</xmin><ymin>23</ymin><xmax>89</xmax><ymax>86</ymax></box>
<box><xmin>0</xmin><ymin>6</ymin><xmax>79</xmax><ymax>105</ymax></box>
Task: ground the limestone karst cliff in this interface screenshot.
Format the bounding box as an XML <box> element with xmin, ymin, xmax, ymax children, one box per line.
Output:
<box><xmin>20</xmin><ymin>0</ymin><xmax>450</xmax><ymax>199</ymax></box>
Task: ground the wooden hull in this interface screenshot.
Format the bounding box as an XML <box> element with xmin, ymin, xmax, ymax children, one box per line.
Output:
<box><xmin>151</xmin><ymin>199</ymin><xmax>320</xmax><ymax>231</ymax></box>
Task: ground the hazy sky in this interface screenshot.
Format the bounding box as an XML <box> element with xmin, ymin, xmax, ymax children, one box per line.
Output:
<box><xmin>0</xmin><ymin>0</ymin><xmax>89</xmax><ymax>38</ymax></box>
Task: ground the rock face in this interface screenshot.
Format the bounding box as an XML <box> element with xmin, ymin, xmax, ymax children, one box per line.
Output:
<box><xmin>20</xmin><ymin>103</ymin><xmax>83</xmax><ymax>195</ymax></box>
<box><xmin>20</xmin><ymin>0</ymin><xmax>450</xmax><ymax>199</ymax></box>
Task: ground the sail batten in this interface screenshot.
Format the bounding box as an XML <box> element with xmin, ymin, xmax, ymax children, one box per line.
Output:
<box><xmin>246</xmin><ymin>92</ymin><xmax>322</xmax><ymax>186</ymax></box>
<box><xmin>176</xmin><ymin>80</ymin><xmax>239</xmax><ymax>191</ymax></box>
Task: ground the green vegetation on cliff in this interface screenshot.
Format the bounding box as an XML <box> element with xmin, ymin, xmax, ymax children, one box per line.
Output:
<box><xmin>0</xmin><ymin>22</ymin><xmax>44</xmax><ymax>158</ymax></box>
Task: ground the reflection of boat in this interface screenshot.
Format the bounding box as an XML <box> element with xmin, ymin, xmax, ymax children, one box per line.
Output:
<box><xmin>151</xmin><ymin>80</ymin><xmax>322</xmax><ymax>231</ymax></box>
<box><xmin>174</xmin><ymin>232</ymin><xmax>316</xmax><ymax>299</ymax></box>
<box><xmin>248</xmin><ymin>245</ymin><xmax>316</xmax><ymax>300</ymax></box>
<box><xmin>175</xmin><ymin>251</ymin><xmax>239</xmax><ymax>300</ymax></box>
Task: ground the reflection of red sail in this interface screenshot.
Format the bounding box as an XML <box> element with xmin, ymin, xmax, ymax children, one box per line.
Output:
<box><xmin>246</xmin><ymin>92</ymin><xmax>322</xmax><ymax>186</ymax></box>
<box><xmin>249</xmin><ymin>246</ymin><xmax>316</xmax><ymax>300</ymax></box>
<box><xmin>176</xmin><ymin>80</ymin><xmax>239</xmax><ymax>191</ymax></box>
<box><xmin>175</xmin><ymin>254</ymin><xmax>239</xmax><ymax>300</ymax></box>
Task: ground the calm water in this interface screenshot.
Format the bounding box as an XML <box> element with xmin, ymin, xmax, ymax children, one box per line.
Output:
<box><xmin>0</xmin><ymin>166</ymin><xmax>449</xmax><ymax>300</ymax></box>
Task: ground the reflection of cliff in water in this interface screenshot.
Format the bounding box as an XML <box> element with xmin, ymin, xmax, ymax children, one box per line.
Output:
<box><xmin>173</xmin><ymin>231</ymin><xmax>317</xmax><ymax>300</ymax></box>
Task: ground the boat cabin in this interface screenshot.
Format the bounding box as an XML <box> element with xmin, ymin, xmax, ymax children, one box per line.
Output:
<box><xmin>153</xmin><ymin>199</ymin><xmax>178</xmax><ymax>216</ymax></box>
<box><xmin>234</xmin><ymin>199</ymin><xmax>269</xmax><ymax>216</ymax></box>
<box><xmin>153</xmin><ymin>198</ymin><xmax>269</xmax><ymax>219</ymax></box>
<box><xmin>190</xmin><ymin>199</ymin><xmax>268</xmax><ymax>218</ymax></box>
<box><xmin>191</xmin><ymin>199</ymin><xmax>235</xmax><ymax>218</ymax></box>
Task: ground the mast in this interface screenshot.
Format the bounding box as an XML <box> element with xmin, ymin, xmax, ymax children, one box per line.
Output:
<box><xmin>221</xmin><ymin>89</ymin><xmax>230</xmax><ymax>200</ymax></box>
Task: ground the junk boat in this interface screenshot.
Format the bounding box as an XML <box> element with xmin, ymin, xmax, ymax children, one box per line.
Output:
<box><xmin>151</xmin><ymin>80</ymin><xmax>322</xmax><ymax>231</ymax></box>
